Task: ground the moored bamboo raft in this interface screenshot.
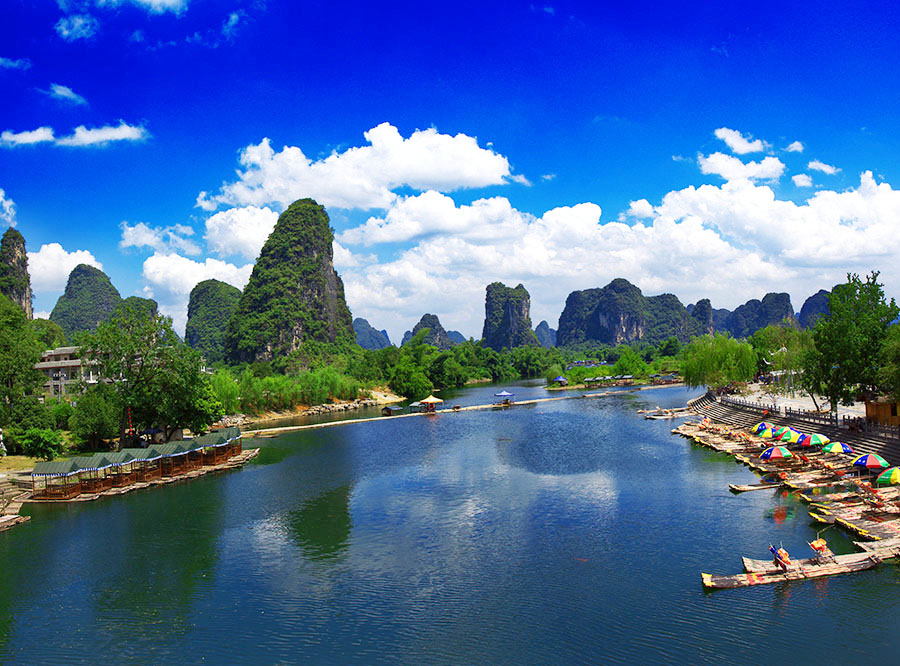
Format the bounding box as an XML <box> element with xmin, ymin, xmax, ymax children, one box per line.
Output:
<box><xmin>701</xmin><ymin>552</ymin><xmax>882</xmax><ymax>589</ymax></box>
<box><xmin>729</xmin><ymin>482</ymin><xmax>782</xmax><ymax>493</ymax></box>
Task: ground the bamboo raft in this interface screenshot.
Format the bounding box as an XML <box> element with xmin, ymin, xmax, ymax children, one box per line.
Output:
<box><xmin>702</xmin><ymin>552</ymin><xmax>882</xmax><ymax>589</ymax></box>
<box><xmin>729</xmin><ymin>482</ymin><xmax>782</xmax><ymax>493</ymax></box>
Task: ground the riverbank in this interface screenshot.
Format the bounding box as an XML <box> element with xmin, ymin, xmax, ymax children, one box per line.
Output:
<box><xmin>546</xmin><ymin>381</ymin><xmax>684</xmax><ymax>391</ymax></box>
<box><xmin>216</xmin><ymin>387</ymin><xmax>404</xmax><ymax>428</ymax></box>
<box><xmin>739</xmin><ymin>382</ymin><xmax>867</xmax><ymax>418</ymax></box>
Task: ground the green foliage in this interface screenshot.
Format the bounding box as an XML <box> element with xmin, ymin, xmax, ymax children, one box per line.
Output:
<box><xmin>658</xmin><ymin>336</ymin><xmax>680</xmax><ymax>357</ymax></box>
<box><xmin>612</xmin><ymin>347</ymin><xmax>649</xmax><ymax>376</ymax></box>
<box><xmin>225</xmin><ymin>199</ymin><xmax>354</xmax><ymax>363</ymax></box>
<box><xmin>803</xmin><ymin>272</ymin><xmax>899</xmax><ymax>410</ymax></box>
<box><xmin>50</xmin><ymin>401</ymin><xmax>74</xmax><ymax>429</ymax></box>
<box><xmin>19</xmin><ymin>427</ymin><xmax>64</xmax><ymax>461</ymax></box>
<box><xmin>210</xmin><ymin>366</ymin><xmax>361</xmax><ymax>415</ymax></box>
<box><xmin>879</xmin><ymin>325</ymin><xmax>900</xmax><ymax>403</ymax></box>
<box><xmin>31</xmin><ymin>318</ymin><xmax>67</xmax><ymax>350</ymax></box>
<box><xmin>681</xmin><ymin>333</ymin><xmax>756</xmax><ymax>388</ymax></box>
<box><xmin>185</xmin><ymin>279</ymin><xmax>241</xmax><ymax>363</ymax></box>
<box><xmin>69</xmin><ymin>384</ymin><xmax>120</xmax><ymax>448</ymax></box>
<box><xmin>49</xmin><ymin>264</ymin><xmax>122</xmax><ymax>341</ymax></box>
<box><xmin>0</xmin><ymin>294</ymin><xmax>44</xmax><ymax>428</ymax></box>
<box><xmin>79</xmin><ymin>304</ymin><xmax>224</xmax><ymax>441</ymax></box>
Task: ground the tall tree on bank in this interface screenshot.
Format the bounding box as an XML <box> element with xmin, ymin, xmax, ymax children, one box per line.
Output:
<box><xmin>0</xmin><ymin>293</ymin><xmax>43</xmax><ymax>427</ymax></box>
<box><xmin>802</xmin><ymin>272</ymin><xmax>899</xmax><ymax>413</ymax></box>
<box><xmin>79</xmin><ymin>304</ymin><xmax>223</xmax><ymax>443</ymax></box>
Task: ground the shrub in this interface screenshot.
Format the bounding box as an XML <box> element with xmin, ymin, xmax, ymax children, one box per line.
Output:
<box><xmin>20</xmin><ymin>428</ymin><xmax>64</xmax><ymax>461</ymax></box>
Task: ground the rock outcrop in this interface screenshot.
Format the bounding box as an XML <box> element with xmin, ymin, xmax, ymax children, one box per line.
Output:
<box><xmin>186</xmin><ymin>279</ymin><xmax>242</xmax><ymax>362</ymax></box>
<box><xmin>798</xmin><ymin>289</ymin><xmax>830</xmax><ymax>329</ymax></box>
<box><xmin>50</xmin><ymin>264</ymin><xmax>121</xmax><ymax>340</ymax></box>
<box><xmin>225</xmin><ymin>198</ymin><xmax>355</xmax><ymax>363</ymax></box>
<box><xmin>354</xmin><ymin>318</ymin><xmax>392</xmax><ymax>350</ymax></box>
<box><xmin>534</xmin><ymin>320</ymin><xmax>557</xmax><ymax>348</ymax></box>
<box><xmin>721</xmin><ymin>293</ymin><xmax>797</xmax><ymax>338</ymax></box>
<box><xmin>401</xmin><ymin>314</ymin><xmax>456</xmax><ymax>350</ymax></box>
<box><xmin>481</xmin><ymin>282</ymin><xmax>539</xmax><ymax>350</ymax></box>
<box><xmin>557</xmin><ymin>278</ymin><xmax>699</xmax><ymax>346</ymax></box>
<box><xmin>0</xmin><ymin>227</ymin><xmax>32</xmax><ymax>319</ymax></box>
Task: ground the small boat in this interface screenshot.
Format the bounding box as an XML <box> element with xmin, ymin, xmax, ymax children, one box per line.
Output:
<box><xmin>729</xmin><ymin>481</ymin><xmax>782</xmax><ymax>493</ymax></box>
<box><xmin>701</xmin><ymin>542</ymin><xmax>881</xmax><ymax>589</ymax></box>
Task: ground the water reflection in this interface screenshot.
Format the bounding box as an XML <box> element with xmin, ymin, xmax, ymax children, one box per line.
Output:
<box><xmin>286</xmin><ymin>484</ymin><xmax>352</xmax><ymax>561</ymax></box>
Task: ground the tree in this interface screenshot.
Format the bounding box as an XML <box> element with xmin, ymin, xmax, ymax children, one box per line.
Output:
<box><xmin>878</xmin><ymin>325</ymin><xmax>900</xmax><ymax>403</ymax></box>
<box><xmin>0</xmin><ymin>294</ymin><xmax>44</xmax><ymax>428</ymax></box>
<box><xmin>79</xmin><ymin>304</ymin><xmax>224</xmax><ymax>443</ymax></box>
<box><xmin>19</xmin><ymin>428</ymin><xmax>64</xmax><ymax>461</ymax></box>
<box><xmin>681</xmin><ymin>333</ymin><xmax>756</xmax><ymax>388</ymax></box>
<box><xmin>69</xmin><ymin>383</ymin><xmax>120</xmax><ymax>449</ymax></box>
<box><xmin>31</xmin><ymin>318</ymin><xmax>67</xmax><ymax>350</ymax></box>
<box><xmin>802</xmin><ymin>272</ymin><xmax>899</xmax><ymax>412</ymax></box>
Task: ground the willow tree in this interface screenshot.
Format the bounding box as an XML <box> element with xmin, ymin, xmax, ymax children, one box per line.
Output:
<box><xmin>681</xmin><ymin>333</ymin><xmax>756</xmax><ymax>389</ymax></box>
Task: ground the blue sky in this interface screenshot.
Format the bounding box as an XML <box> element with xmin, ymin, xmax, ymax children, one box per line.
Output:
<box><xmin>4</xmin><ymin>1</ymin><xmax>900</xmax><ymax>342</ymax></box>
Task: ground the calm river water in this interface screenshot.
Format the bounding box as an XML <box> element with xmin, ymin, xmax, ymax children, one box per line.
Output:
<box><xmin>3</xmin><ymin>382</ymin><xmax>900</xmax><ymax>664</ymax></box>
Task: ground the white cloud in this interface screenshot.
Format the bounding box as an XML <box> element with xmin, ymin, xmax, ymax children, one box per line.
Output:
<box><xmin>1</xmin><ymin>127</ymin><xmax>55</xmax><ymax>147</ymax></box>
<box><xmin>0</xmin><ymin>188</ymin><xmax>16</xmax><ymax>226</ymax></box>
<box><xmin>540</xmin><ymin>173</ymin><xmax>556</xmax><ymax>181</ymax></box>
<box><xmin>792</xmin><ymin>174</ymin><xmax>813</xmax><ymax>187</ymax></box>
<box><xmin>55</xmin><ymin>14</ymin><xmax>99</xmax><ymax>41</ymax></box>
<box><xmin>0</xmin><ymin>57</ymin><xmax>32</xmax><ymax>70</ymax></box>
<box><xmin>808</xmin><ymin>159</ymin><xmax>840</xmax><ymax>175</ymax></box>
<box><xmin>56</xmin><ymin>121</ymin><xmax>149</xmax><ymax>146</ymax></box>
<box><xmin>624</xmin><ymin>198</ymin><xmax>654</xmax><ymax>218</ymax></box>
<box><xmin>119</xmin><ymin>221</ymin><xmax>200</xmax><ymax>255</ymax></box>
<box><xmin>221</xmin><ymin>10</ymin><xmax>243</xmax><ymax>39</ymax></box>
<box><xmin>785</xmin><ymin>141</ymin><xmax>804</xmax><ymax>152</ymax></box>
<box><xmin>33</xmin><ymin>311</ymin><xmax>51</xmax><ymax>320</ymax></box>
<box><xmin>197</xmin><ymin>122</ymin><xmax>517</xmax><ymax>211</ymax></box>
<box><xmin>339</xmin><ymin>191</ymin><xmax>529</xmax><ymax>246</ymax></box>
<box><xmin>203</xmin><ymin>205</ymin><xmax>278</xmax><ymax>260</ymax></box>
<box><xmin>27</xmin><ymin>243</ymin><xmax>102</xmax><ymax>293</ymax></box>
<box><xmin>130</xmin><ymin>0</ymin><xmax>188</xmax><ymax>14</ymax></box>
<box><xmin>1</xmin><ymin>123</ymin><xmax>147</xmax><ymax>148</ymax></box>
<box><xmin>140</xmin><ymin>253</ymin><xmax>252</xmax><ymax>333</ymax></box>
<box><xmin>698</xmin><ymin>152</ymin><xmax>785</xmax><ymax>181</ymax></box>
<box><xmin>44</xmin><ymin>83</ymin><xmax>88</xmax><ymax>106</ymax></box>
<box><xmin>338</xmin><ymin>169</ymin><xmax>900</xmax><ymax>343</ymax></box>
<box><xmin>713</xmin><ymin>127</ymin><xmax>766</xmax><ymax>154</ymax></box>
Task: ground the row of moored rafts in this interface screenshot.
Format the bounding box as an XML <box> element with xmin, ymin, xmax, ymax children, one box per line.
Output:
<box><xmin>673</xmin><ymin>418</ymin><xmax>900</xmax><ymax>589</ymax></box>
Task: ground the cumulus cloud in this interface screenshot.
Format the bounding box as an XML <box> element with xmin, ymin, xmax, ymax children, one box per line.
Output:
<box><xmin>197</xmin><ymin>122</ymin><xmax>517</xmax><ymax>211</ymax></box>
<box><xmin>1</xmin><ymin>127</ymin><xmax>55</xmax><ymax>147</ymax></box>
<box><xmin>119</xmin><ymin>221</ymin><xmax>201</xmax><ymax>255</ymax></box>
<box><xmin>130</xmin><ymin>0</ymin><xmax>188</xmax><ymax>14</ymax></box>
<box><xmin>713</xmin><ymin>127</ymin><xmax>766</xmax><ymax>154</ymax></box>
<box><xmin>338</xmin><ymin>169</ymin><xmax>900</xmax><ymax>342</ymax></box>
<box><xmin>56</xmin><ymin>121</ymin><xmax>149</xmax><ymax>146</ymax></box>
<box><xmin>698</xmin><ymin>152</ymin><xmax>785</xmax><ymax>181</ymax></box>
<box><xmin>0</xmin><ymin>188</ymin><xmax>16</xmax><ymax>226</ymax></box>
<box><xmin>140</xmin><ymin>253</ymin><xmax>252</xmax><ymax>332</ymax></box>
<box><xmin>27</xmin><ymin>243</ymin><xmax>102</xmax><ymax>293</ymax></box>
<box><xmin>44</xmin><ymin>83</ymin><xmax>88</xmax><ymax>106</ymax></box>
<box><xmin>55</xmin><ymin>14</ymin><xmax>99</xmax><ymax>41</ymax></box>
<box><xmin>203</xmin><ymin>205</ymin><xmax>278</xmax><ymax>260</ymax></box>
<box><xmin>792</xmin><ymin>174</ymin><xmax>813</xmax><ymax>187</ymax></box>
<box><xmin>808</xmin><ymin>159</ymin><xmax>840</xmax><ymax>175</ymax></box>
<box><xmin>0</xmin><ymin>57</ymin><xmax>32</xmax><ymax>70</ymax></box>
<box><xmin>786</xmin><ymin>141</ymin><xmax>804</xmax><ymax>152</ymax></box>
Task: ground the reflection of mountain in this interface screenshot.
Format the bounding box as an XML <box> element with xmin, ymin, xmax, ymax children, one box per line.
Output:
<box><xmin>287</xmin><ymin>485</ymin><xmax>352</xmax><ymax>561</ymax></box>
<box><xmin>91</xmin><ymin>478</ymin><xmax>224</xmax><ymax>642</ymax></box>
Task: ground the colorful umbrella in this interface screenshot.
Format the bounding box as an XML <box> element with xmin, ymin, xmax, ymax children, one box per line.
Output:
<box><xmin>761</xmin><ymin>445</ymin><xmax>794</xmax><ymax>461</ymax></box>
<box><xmin>757</xmin><ymin>428</ymin><xmax>777</xmax><ymax>439</ymax></box>
<box><xmin>754</xmin><ymin>421</ymin><xmax>775</xmax><ymax>433</ymax></box>
<box><xmin>772</xmin><ymin>426</ymin><xmax>791</xmax><ymax>438</ymax></box>
<box><xmin>875</xmin><ymin>467</ymin><xmax>900</xmax><ymax>487</ymax></box>
<box><xmin>798</xmin><ymin>433</ymin><xmax>830</xmax><ymax>447</ymax></box>
<box><xmin>852</xmin><ymin>453</ymin><xmax>890</xmax><ymax>470</ymax></box>
<box><xmin>779</xmin><ymin>428</ymin><xmax>803</xmax><ymax>443</ymax></box>
<box><xmin>821</xmin><ymin>441</ymin><xmax>854</xmax><ymax>455</ymax></box>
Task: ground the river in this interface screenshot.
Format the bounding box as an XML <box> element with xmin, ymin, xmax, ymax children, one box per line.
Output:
<box><xmin>2</xmin><ymin>382</ymin><xmax>899</xmax><ymax>664</ymax></box>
